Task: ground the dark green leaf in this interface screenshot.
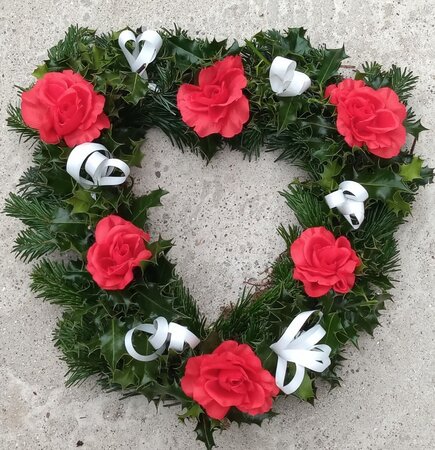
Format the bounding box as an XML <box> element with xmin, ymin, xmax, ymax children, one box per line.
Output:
<box><xmin>100</xmin><ymin>319</ymin><xmax>128</xmax><ymax>371</ymax></box>
<box><xmin>317</xmin><ymin>47</ymin><xmax>348</xmax><ymax>87</ymax></box>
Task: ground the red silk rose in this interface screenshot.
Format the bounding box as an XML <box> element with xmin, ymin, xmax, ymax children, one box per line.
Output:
<box><xmin>176</xmin><ymin>55</ymin><xmax>249</xmax><ymax>138</ymax></box>
<box><xmin>290</xmin><ymin>226</ymin><xmax>360</xmax><ymax>297</ymax></box>
<box><xmin>86</xmin><ymin>215</ymin><xmax>152</xmax><ymax>290</ymax></box>
<box><xmin>21</xmin><ymin>70</ymin><xmax>110</xmax><ymax>147</ymax></box>
<box><xmin>325</xmin><ymin>79</ymin><xmax>407</xmax><ymax>158</ymax></box>
<box><xmin>181</xmin><ymin>340</ymin><xmax>279</xmax><ymax>420</ymax></box>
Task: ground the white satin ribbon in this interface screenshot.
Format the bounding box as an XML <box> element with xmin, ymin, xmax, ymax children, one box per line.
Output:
<box><xmin>324</xmin><ymin>181</ymin><xmax>369</xmax><ymax>230</ymax></box>
<box><xmin>269</xmin><ymin>56</ymin><xmax>311</xmax><ymax>97</ymax></box>
<box><xmin>118</xmin><ymin>29</ymin><xmax>163</xmax><ymax>86</ymax></box>
<box><xmin>270</xmin><ymin>310</ymin><xmax>331</xmax><ymax>395</ymax></box>
<box><xmin>66</xmin><ymin>143</ymin><xmax>130</xmax><ymax>188</ymax></box>
<box><xmin>124</xmin><ymin>317</ymin><xmax>200</xmax><ymax>362</ymax></box>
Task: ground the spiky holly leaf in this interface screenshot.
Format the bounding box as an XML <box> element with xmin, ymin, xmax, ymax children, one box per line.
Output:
<box><xmin>354</xmin><ymin>167</ymin><xmax>412</xmax><ymax>202</ymax></box>
<box><xmin>66</xmin><ymin>189</ymin><xmax>94</xmax><ymax>215</ymax></box>
<box><xmin>294</xmin><ymin>372</ymin><xmax>315</xmax><ymax>402</ymax></box>
<box><xmin>399</xmin><ymin>156</ymin><xmax>424</xmax><ymax>182</ymax></box>
<box><xmin>226</xmin><ymin>408</ymin><xmax>279</xmax><ymax>426</ymax></box>
<box><xmin>194</xmin><ymin>414</ymin><xmax>218</xmax><ymax>450</ymax></box>
<box><xmin>277</xmin><ymin>97</ymin><xmax>301</xmax><ymax>132</ymax></box>
<box><xmin>404</xmin><ymin>118</ymin><xmax>427</xmax><ymax>139</ymax></box>
<box><xmin>317</xmin><ymin>47</ymin><xmax>348</xmax><ymax>87</ymax></box>
<box><xmin>319</xmin><ymin>160</ymin><xmax>342</xmax><ymax>190</ymax></box>
<box><xmin>121</xmin><ymin>73</ymin><xmax>149</xmax><ymax>105</ymax></box>
<box><xmin>100</xmin><ymin>318</ymin><xmax>128</xmax><ymax>371</ymax></box>
<box><xmin>122</xmin><ymin>188</ymin><xmax>168</xmax><ymax>228</ymax></box>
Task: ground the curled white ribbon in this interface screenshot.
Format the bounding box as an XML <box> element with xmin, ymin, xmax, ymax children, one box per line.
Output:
<box><xmin>269</xmin><ymin>56</ymin><xmax>311</xmax><ymax>97</ymax></box>
<box><xmin>324</xmin><ymin>181</ymin><xmax>369</xmax><ymax>230</ymax></box>
<box><xmin>118</xmin><ymin>29</ymin><xmax>163</xmax><ymax>85</ymax></box>
<box><xmin>66</xmin><ymin>143</ymin><xmax>130</xmax><ymax>188</ymax></box>
<box><xmin>124</xmin><ymin>317</ymin><xmax>200</xmax><ymax>362</ymax></box>
<box><xmin>270</xmin><ymin>310</ymin><xmax>331</xmax><ymax>395</ymax></box>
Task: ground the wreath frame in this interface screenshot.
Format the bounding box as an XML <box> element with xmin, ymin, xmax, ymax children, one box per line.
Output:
<box><xmin>4</xmin><ymin>25</ymin><xmax>433</xmax><ymax>448</ymax></box>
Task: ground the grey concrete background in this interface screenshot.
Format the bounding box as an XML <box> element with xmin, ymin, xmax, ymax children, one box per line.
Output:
<box><xmin>1</xmin><ymin>0</ymin><xmax>434</xmax><ymax>449</ymax></box>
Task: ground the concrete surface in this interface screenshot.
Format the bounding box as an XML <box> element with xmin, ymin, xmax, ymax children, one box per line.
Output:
<box><xmin>1</xmin><ymin>1</ymin><xmax>434</xmax><ymax>449</ymax></box>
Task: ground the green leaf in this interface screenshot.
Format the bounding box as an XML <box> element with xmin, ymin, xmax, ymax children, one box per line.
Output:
<box><xmin>32</xmin><ymin>64</ymin><xmax>48</xmax><ymax>79</ymax></box>
<box><xmin>319</xmin><ymin>160</ymin><xmax>342</xmax><ymax>190</ymax></box>
<box><xmin>133</xmin><ymin>283</ymin><xmax>178</xmax><ymax>320</ymax></box>
<box><xmin>66</xmin><ymin>189</ymin><xmax>94</xmax><ymax>214</ymax></box>
<box><xmin>179</xmin><ymin>403</ymin><xmax>204</xmax><ymax>422</ymax></box>
<box><xmin>122</xmin><ymin>73</ymin><xmax>149</xmax><ymax>105</ymax></box>
<box><xmin>293</xmin><ymin>372</ymin><xmax>315</xmax><ymax>401</ymax></box>
<box><xmin>404</xmin><ymin>118</ymin><xmax>427</xmax><ymax>139</ymax></box>
<box><xmin>198</xmin><ymin>134</ymin><xmax>221</xmax><ymax>161</ymax></box>
<box><xmin>354</xmin><ymin>167</ymin><xmax>413</xmax><ymax>202</ymax></box>
<box><xmin>317</xmin><ymin>47</ymin><xmax>348</xmax><ymax>87</ymax></box>
<box><xmin>128</xmin><ymin>189</ymin><xmax>168</xmax><ymax>228</ymax></box>
<box><xmin>194</xmin><ymin>414</ymin><xmax>217</xmax><ymax>450</ymax></box>
<box><xmin>226</xmin><ymin>408</ymin><xmax>278</xmax><ymax>426</ymax></box>
<box><xmin>100</xmin><ymin>319</ymin><xmax>128</xmax><ymax>371</ymax></box>
<box><xmin>387</xmin><ymin>191</ymin><xmax>411</xmax><ymax>215</ymax></box>
<box><xmin>399</xmin><ymin>156</ymin><xmax>423</xmax><ymax>182</ymax></box>
<box><xmin>277</xmin><ymin>98</ymin><xmax>300</xmax><ymax>132</ymax></box>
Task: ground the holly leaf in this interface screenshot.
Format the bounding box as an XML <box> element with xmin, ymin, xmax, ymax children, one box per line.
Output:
<box><xmin>354</xmin><ymin>168</ymin><xmax>413</xmax><ymax>202</ymax></box>
<box><xmin>32</xmin><ymin>64</ymin><xmax>48</xmax><ymax>79</ymax></box>
<box><xmin>317</xmin><ymin>47</ymin><xmax>348</xmax><ymax>87</ymax></box>
<box><xmin>133</xmin><ymin>283</ymin><xmax>178</xmax><ymax>320</ymax></box>
<box><xmin>319</xmin><ymin>160</ymin><xmax>342</xmax><ymax>190</ymax></box>
<box><xmin>226</xmin><ymin>408</ymin><xmax>278</xmax><ymax>426</ymax></box>
<box><xmin>100</xmin><ymin>318</ymin><xmax>128</xmax><ymax>371</ymax></box>
<box><xmin>128</xmin><ymin>188</ymin><xmax>168</xmax><ymax>228</ymax></box>
<box><xmin>194</xmin><ymin>414</ymin><xmax>218</xmax><ymax>450</ymax></box>
<box><xmin>277</xmin><ymin>98</ymin><xmax>300</xmax><ymax>132</ymax></box>
<box><xmin>293</xmin><ymin>372</ymin><xmax>315</xmax><ymax>402</ymax></box>
<box><xmin>198</xmin><ymin>134</ymin><xmax>221</xmax><ymax>161</ymax></box>
<box><xmin>179</xmin><ymin>403</ymin><xmax>203</xmax><ymax>422</ymax></box>
<box><xmin>122</xmin><ymin>73</ymin><xmax>149</xmax><ymax>105</ymax></box>
<box><xmin>399</xmin><ymin>156</ymin><xmax>423</xmax><ymax>182</ymax></box>
<box><xmin>66</xmin><ymin>189</ymin><xmax>94</xmax><ymax>215</ymax></box>
<box><xmin>404</xmin><ymin>118</ymin><xmax>427</xmax><ymax>139</ymax></box>
<box><xmin>387</xmin><ymin>191</ymin><xmax>411</xmax><ymax>215</ymax></box>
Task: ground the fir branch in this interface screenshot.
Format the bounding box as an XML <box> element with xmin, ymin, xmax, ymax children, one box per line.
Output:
<box><xmin>31</xmin><ymin>259</ymin><xmax>92</xmax><ymax>310</ymax></box>
<box><xmin>280</xmin><ymin>185</ymin><xmax>330</xmax><ymax>229</ymax></box>
<box><xmin>6</xmin><ymin>104</ymin><xmax>38</xmax><ymax>142</ymax></box>
<box><xmin>4</xmin><ymin>193</ymin><xmax>57</xmax><ymax>229</ymax></box>
<box><xmin>14</xmin><ymin>228</ymin><xmax>59</xmax><ymax>261</ymax></box>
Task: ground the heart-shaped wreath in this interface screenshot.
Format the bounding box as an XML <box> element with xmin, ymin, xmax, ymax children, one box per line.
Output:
<box><xmin>5</xmin><ymin>26</ymin><xmax>433</xmax><ymax>448</ymax></box>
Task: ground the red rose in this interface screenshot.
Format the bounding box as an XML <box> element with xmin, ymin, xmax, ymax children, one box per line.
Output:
<box><xmin>86</xmin><ymin>215</ymin><xmax>152</xmax><ymax>290</ymax></box>
<box><xmin>324</xmin><ymin>78</ymin><xmax>366</xmax><ymax>105</ymax></box>
<box><xmin>21</xmin><ymin>70</ymin><xmax>110</xmax><ymax>147</ymax></box>
<box><xmin>176</xmin><ymin>55</ymin><xmax>250</xmax><ymax>138</ymax></box>
<box><xmin>290</xmin><ymin>227</ymin><xmax>360</xmax><ymax>297</ymax></box>
<box><xmin>325</xmin><ymin>79</ymin><xmax>407</xmax><ymax>158</ymax></box>
<box><xmin>181</xmin><ymin>340</ymin><xmax>279</xmax><ymax>420</ymax></box>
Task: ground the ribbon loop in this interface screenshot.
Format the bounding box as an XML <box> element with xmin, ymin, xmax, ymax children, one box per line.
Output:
<box><xmin>325</xmin><ymin>181</ymin><xmax>369</xmax><ymax>230</ymax></box>
<box><xmin>124</xmin><ymin>317</ymin><xmax>200</xmax><ymax>362</ymax></box>
<box><xmin>118</xmin><ymin>29</ymin><xmax>162</xmax><ymax>85</ymax></box>
<box><xmin>269</xmin><ymin>56</ymin><xmax>311</xmax><ymax>97</ymax></box>
<box><xmin>270</xmin><ymin>310</ymin><xmax>331</xmax><ymax>395</ymax></box>
<box><xmin>66</xmin><ymin>143</ymin><xmax>130</xmax><ymax>188</ymax></box>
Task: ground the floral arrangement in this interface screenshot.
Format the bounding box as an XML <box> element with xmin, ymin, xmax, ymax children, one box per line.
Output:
<box><xmin>4</xmin><ymin>26</ymin><xmax>433</xmax><ymax>448</ymax></box>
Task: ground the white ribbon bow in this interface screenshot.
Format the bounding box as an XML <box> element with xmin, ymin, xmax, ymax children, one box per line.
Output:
<box><xmin>66</xmin><ymin>143</ymin><xmax>130</xmax><ymax>188</ymax></box>
<box><xmin>124</xmin><ymin>317</ymin><xmax>200</xmax><ymax>362</ymax></box>
<box><xmin>324</xmin><ymin>181</ymin><xmax>369</xmax><ymax>230</ymax></box>
<box><xmin>118</xmin><ymin>29</ymin><xmax>163</xmax><ymax>84</ymax></box>
<box><xmin>270</xmin><ymin>310</ymin><xmax>331</xmax><ymax>395</ymax></box>
<box><xmin>269</xmin><ymin>56</ymin><xmax>311</xmax><ymax>97</ymax></box>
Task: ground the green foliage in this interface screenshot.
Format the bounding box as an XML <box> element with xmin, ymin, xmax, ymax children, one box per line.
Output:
<box><xmin>4</xmin><ymin>24</ymin><xmax>434</xmax><ymax>447</ymax></box>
